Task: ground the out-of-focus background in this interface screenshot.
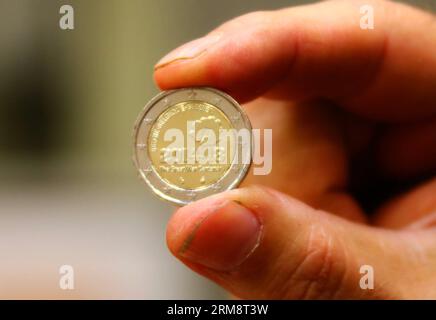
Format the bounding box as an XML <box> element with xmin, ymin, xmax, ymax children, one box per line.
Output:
<box><xmin>0</xmin><ymin>0</ymin><xmax>434</xmax><ymax>299</ymax></box>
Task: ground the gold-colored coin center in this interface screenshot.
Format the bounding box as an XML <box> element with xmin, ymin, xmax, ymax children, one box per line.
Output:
<box><xmin>148</xmin><ymin>101</ymin><xmax>234</xmax><ymax>189</ymax></box>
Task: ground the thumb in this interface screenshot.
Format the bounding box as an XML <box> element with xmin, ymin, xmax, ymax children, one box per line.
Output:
<box><xmin>166</xmin><ymin>185</ymin><xmax>430</xmax><ymax>299</ymax></box>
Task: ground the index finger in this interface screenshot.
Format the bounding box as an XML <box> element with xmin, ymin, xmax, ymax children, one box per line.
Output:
<box><xmin>154</xmin><ymin>0</ymin><xmax>436</xmax><ymax>122</ymax></box>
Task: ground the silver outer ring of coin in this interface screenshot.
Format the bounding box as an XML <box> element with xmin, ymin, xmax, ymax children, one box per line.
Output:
<box><xmin>132</xmin><ymin>87</ymin><xmax>252</xmax><ymax>206</ymax></box>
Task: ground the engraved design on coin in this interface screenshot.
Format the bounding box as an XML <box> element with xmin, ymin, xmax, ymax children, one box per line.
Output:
<box><xmin>148</xmin><ymin>101</ymin><xmax>234</xmax><ymax>189</ymax></box>
<box><xmin>133</xmin><ymin>87</ymin><xmax>252</xmax><ymax>206</ymax></box>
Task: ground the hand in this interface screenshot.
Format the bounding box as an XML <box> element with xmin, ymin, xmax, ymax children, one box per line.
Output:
<box><xmin>154</xmin><ymin>0</ymin><xmax>436</xmax><ymax>299</ymax></box>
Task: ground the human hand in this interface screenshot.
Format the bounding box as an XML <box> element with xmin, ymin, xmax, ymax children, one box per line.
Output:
<box><xmin>154</xmin><ymin>0</ymin><xmax>436</xmax><ymax>299</ymax></box>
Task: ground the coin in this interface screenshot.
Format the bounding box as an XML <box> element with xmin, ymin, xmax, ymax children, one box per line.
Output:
<box><xmin>133</xmin><ymin>87</ymin><xmax>252</xmax><ymax>206</ymax></box>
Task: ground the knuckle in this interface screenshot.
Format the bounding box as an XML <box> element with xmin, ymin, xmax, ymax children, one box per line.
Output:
<box><xmin>270</xmin><ymin>223</ymin><xmax>349</xmax><ymax>299</ymax></box>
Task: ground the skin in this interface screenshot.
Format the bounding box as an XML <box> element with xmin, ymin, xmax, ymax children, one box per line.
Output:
<box><xmin>154</xmin><ymin>0</ymin><xmax>436</xmax><ymax>299</ymax></box>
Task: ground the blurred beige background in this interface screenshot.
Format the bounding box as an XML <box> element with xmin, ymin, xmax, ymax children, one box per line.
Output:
<box><xmin>0</xmin><ymin>0</ymin><xmax>434</xmax><ymax>299</ymax></box>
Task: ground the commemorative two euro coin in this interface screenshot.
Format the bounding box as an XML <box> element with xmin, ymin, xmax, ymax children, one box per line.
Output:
<box><xmin>133</xmin><ymin>87</ymin><xmax>252</xmax><ymax>206</ymax></box>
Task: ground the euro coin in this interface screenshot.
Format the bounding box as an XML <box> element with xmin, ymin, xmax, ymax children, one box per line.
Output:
<box><xmin>133</xmin><ymin>87</ymin><xmax>252</xmax><ymax>206</ymax></box>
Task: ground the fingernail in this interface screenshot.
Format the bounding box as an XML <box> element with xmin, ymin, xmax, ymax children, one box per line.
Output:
<box><xmin>155</xmin><ymin>33</ymin><xmax>222</xmax><ymax>69</ymax></box>
<box><xmin>179</xmin><ymin>200</ymin><xmax>262</xmax><ymax>271</ymax></box>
